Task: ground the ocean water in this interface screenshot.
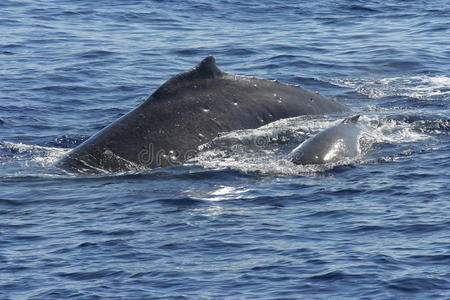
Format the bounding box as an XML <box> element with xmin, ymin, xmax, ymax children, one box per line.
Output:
<box><xmin>1</xmin><ymin>0</ymin><xmax>449</xmax><ymax>299</ymax></box>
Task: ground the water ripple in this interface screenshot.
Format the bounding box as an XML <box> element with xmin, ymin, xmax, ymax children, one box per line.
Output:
<box><xmin>1</xmin><ymin>0</ymin><xmax>449</xmax><ymax>299</ymax></box>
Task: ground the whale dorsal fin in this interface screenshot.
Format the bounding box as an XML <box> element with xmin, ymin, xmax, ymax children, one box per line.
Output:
<box><xmin>152</xmin><ymin>56</ymin><xmax>224</xmax><ymax>100</ymax></box>
<box><xmin>194</xmin><ymin>56</ymin><xmax>223</xmax><ymax>78</ymax></box>
<box><xmin>342</xmin><ymin>115</ymin><xmax>360</xmax><ymax>124</ymax></box>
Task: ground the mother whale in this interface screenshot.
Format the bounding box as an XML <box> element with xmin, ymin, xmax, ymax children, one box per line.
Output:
<box><xmin>58</xmin><ymin>56</ymin><xmax>348</xmax><ymax>173</ymax></box>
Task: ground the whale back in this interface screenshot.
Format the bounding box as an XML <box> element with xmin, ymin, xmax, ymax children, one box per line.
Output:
<box><xmin>59</xmin><ymin>56</ymin><xmax>349</xmax><ymax>173</ymax></box>
<box><xmin>290</xmin><ymin>115</ymin><xmax>361</xmax><ymax>165</ymax></box>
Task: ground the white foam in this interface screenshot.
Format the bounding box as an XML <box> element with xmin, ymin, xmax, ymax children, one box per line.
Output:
<box><xmin>0</xmin><ymin>141</ymin><xmax>69</xmax><ymax>176</ymax></box>
<box><xmin>331</xmin><ymin>75</ymin><xmax>450</xmax><ymax>100</ymax></box>
<box><xmin>0</xmin><ymin>112</ymin><xmax>434</xmax><ymax>178</ymax></box>
<box><xmin>360</xmin><ymin>115</ymin><xmax>429</xmax><ymax>143</ymax></box>
<box><xmin>192</xmin><ymin>114</ymin><xmax>431</xmax><ymax>176</ymax></box>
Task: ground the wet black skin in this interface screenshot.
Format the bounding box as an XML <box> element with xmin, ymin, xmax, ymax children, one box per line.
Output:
<box><xmin>58</xmin><ymin>56</ymin><xmax>349</xmax><ymax>173</ymax></box>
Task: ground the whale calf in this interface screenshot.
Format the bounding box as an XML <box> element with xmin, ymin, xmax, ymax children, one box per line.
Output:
<box><xmin>289</xmin><ymin>115</ymin><xmax>362</xmax><ymax>165</ymax></box>
<box><xmin>58</xmin><ymin>56</ymin><xmax>349</xmax><ymax>173</ymax></box>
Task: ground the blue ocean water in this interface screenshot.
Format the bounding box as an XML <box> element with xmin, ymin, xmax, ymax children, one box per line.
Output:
<box><xmin>1</xmin><ymin>0</ymin><xmax>450</xmax><ymax>299</ymax></box>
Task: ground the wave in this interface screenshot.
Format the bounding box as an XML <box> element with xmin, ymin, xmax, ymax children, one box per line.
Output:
<box><xmin>190</xmin><ymin>113</ymin><xmax>437</xmax><ymax>176</ymax></box>
<box><xmin>331</xmin><ymin>75</ymin><xmax>450</xmax><ymax>100</ymax></box>
<box><xmin>1</xmin><ymin>109</ymin><xmax>446</xmax><ymax>179</ymax></box>
<box><xmin>0</xmin><ymin>141</ymin><xmax>68</xmax><ymax>177</ymax></box>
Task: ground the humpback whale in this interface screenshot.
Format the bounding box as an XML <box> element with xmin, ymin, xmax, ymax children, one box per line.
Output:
<box><xmin>58</xmin><ymin>56</ymin><xmax>348</xmax><ymax>173</ymax></box>
<box><xmin>289</xmin><ymin>115</ymin><xmax>362</xmax><ymax>165</ymax></box>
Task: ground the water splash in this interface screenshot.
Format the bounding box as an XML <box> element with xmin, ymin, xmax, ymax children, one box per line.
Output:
<box><xmin>0</xmin><ymin>141</ymin><xmax>68</xmax><ymax>177</ymax></box>
<box><xmin>331</xmin><ymin>75</ymin><xmax>450</xmax><ymax>100</ymax></box>
<box><xmin>192</xmin><ymin>114</ymin><xmax>433</xmax><ymax>176</ymax></box>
